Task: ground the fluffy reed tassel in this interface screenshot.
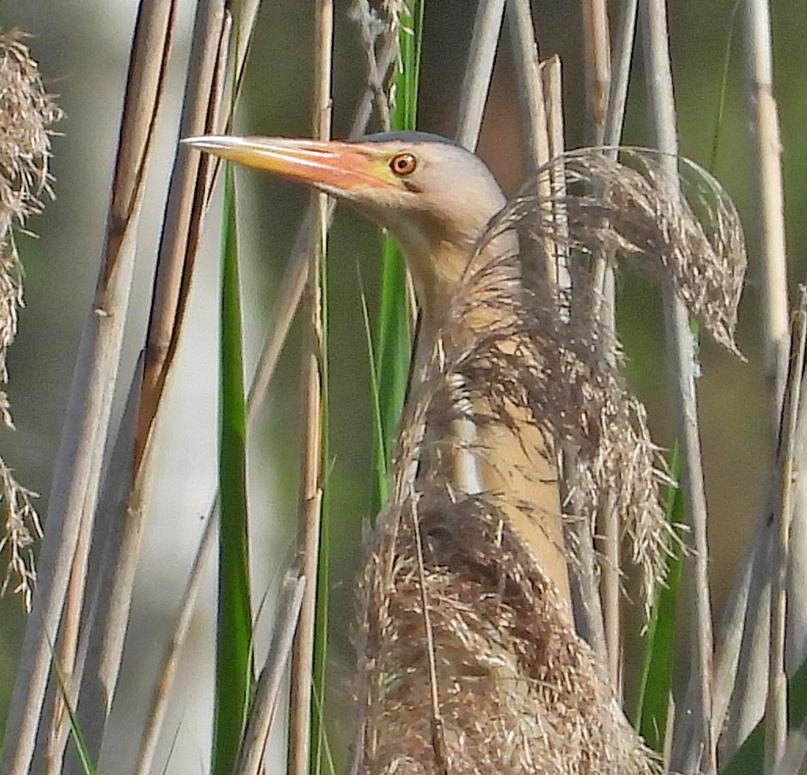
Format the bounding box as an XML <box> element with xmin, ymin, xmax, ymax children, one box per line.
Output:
<box><xmin>352</xmin><ymin>149</ymin><xmax>745</xmax><ymax>773</ymax></box>
<box><xmin>0</xmin><ymin>29</ymin><xmax>61</xmax><ymax>610</ymax></box>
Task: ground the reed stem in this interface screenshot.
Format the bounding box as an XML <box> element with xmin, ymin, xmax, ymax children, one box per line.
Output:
<box><xmin>287</xmin><ymin>3</ymin><xmax>332</xmax><ymax>772</ymax></box>
<box><xmin>640</xmin><ymin>1</ymin><xmax>716</xmax><ymax>771</ymax></box>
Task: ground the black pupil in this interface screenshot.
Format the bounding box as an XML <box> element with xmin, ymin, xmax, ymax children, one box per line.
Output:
<box><xmin>396</xmin><ymin>156</ymin><xmax>411</xmax><ymax>171</ymax></box>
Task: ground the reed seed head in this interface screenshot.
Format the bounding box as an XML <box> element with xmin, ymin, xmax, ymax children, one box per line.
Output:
<box><xmin>0</xmin><ymin>28</ymin><xmax>62</xmax><ymax>610</ymax></box>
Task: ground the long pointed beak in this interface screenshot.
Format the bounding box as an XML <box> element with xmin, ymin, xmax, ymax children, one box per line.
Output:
<box><xmin>182</xmin><ymin>135</ymin><xmax>391</xmax><ymax>195</ymax></box>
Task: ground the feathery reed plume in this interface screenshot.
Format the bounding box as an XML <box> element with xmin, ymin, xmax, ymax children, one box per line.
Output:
<box><xmin>353</xmin><ymin>147</ymin><xmax>745</xmax><ymax>771</ymax></box>
<box><xmin>492</xmin><ymin>149</ymin><xmax>746</xmax><ymax>611</ymax></box>
<box><xmin>355</xmin><ymin>271</ymin><xmax>661</xmax><ymax>773</ymax></box>
<box><xmin>0</xmin><ymin>29</ymin><xmax>62</xmax><ymax>610</ymax></box>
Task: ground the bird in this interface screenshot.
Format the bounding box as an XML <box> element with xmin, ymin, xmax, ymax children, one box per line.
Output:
<box><xmin>186</xmin><ymin>131</ymin><xmax>571</xmax><ymax>599</ymax></box>
<box><xmin>185</xmin><ymin>132</ymin><xmax>658</xmax><ymax>773</ymax></box>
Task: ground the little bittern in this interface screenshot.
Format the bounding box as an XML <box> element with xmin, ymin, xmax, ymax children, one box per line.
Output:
<box><xmin>186</xmin><ymin>132</ymin><xmax>658</xmax><ymax>772</ymax></box>
<box><xmin>186</xmin><ymin>131</ymin><xmax>571</xmax><ymax>603</ymax></box>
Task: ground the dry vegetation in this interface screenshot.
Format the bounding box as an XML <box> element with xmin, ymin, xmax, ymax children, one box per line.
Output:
<box><xmin>1</xmin><ymin>1</ymin><xmax>805</xmax><ymax>774</ymax></box>
<box><xmin>0</xmin><ymin>29</ymin><xmax>60</xmax><ymax>612</ymax></box>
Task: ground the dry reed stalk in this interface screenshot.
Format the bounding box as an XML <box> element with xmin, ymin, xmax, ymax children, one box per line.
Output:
<box><xmin>236</xmin><ymin>574</ymin><xmax>306</xmax><ymax>775</ymax></box>
<box><xmin>710</xmin><ymin>517</ymin><xmax>757</xmax><ymax>742</ymax></box>
<box><xmin>596</xmin><ymin>0</ymin><xmax>639</xmax><ymax>696</ymax></box>
<box><xmin>288</xmin><ymin>457</ymin><xmax>323</xmax><ymax>775</ymax></box>
<box><xmin>788</xmin><ymin>369</ymin><xmax>807</xmax><ymax>671</ymax></box>
<box><xmin>765</xmin><ymin>298</ymin><xmax>807</xmax><ymax>772</ymax></box>
<box><xmin>133</xmin><ymin>21</ymin><xmax>400</xmax><ymax>771</ymax></box>
<box><xmin>132</xmin><ymin>495</ymin><xmax>217</xmax><ymax>775</ymax></box>
<box><xmin>720</xmin><ymin>530</ymin><xmax>773</xmax><ymax>759</ymax></box>
<box><xmin>541</xmin><ymin>57</ymin><xmax>570</xmax><ymax>294</ymax></box>
<box><xmin>564</xmin><ymin>443</ymin><xmax>609</xmax><ymax>670</ymax></box>
<box><xmin>506</xmin><ymin>0</ymin><xmax>557</xmax><ymax>290</ymax></box>
<box><xmin>61</xmin><ymin>1</ymin><xmax>259</xmax><ymax>766</ymax></box>
<box><xmin>744</xmin><ymin>0</ymin><xmax>789</xmax><ymax>431</ymax></box>
<box><xmin>0</xmin><ymin>4</ymin><xmax>178</xmax><ymax>772</ymax></box>
<box><xmin>718</xmin><ymin>7</ymin><xmax>794</xmax><ymax>753</ymax></box>
<box><xmin>640</xmin><ymin>1</ymin><xmax>716</xmax><ymax>771</ymax></box>
<box><xmin>600</xmin><ymin>490</ymin><xmax>621</xmax><ymax>695</ymax></box>
<box><xmin>710</xmin><ymin>0</ymin><xmax>792</xmax><ymax>759</ymax></box>
<box><xmin>39</xmin><ymin>358</ymin><xmax>146</xmax><ymax>773</ymax></box>
<box><xmin>582</xmin><ymin>0</ymin><xmax>611</xmax><ymax>147</ymax></box>
<box><xmin>64</xmin><ymin>356</ymin><xmax>150</xmax><ymax>774</ymax></box>
<box><xmin>596</xmin><ymin>0</ymin><xmax>638</xmax><ymax>353</ymax></box>
<box><xmin>604</xmin><ymin>0</ymin><xmax>637</xmax><ymax>150</ymax></box>
<box><xmin>545</xmin><ymin>49</ymin><xmax>611</xmax><ymax>667</ymax></box>
<box><xmin>58</xmin><ymin>8</ymin><xmax>232</xmax><ymax>772</ymax></box>
<box><xmin>774</xmin><ymin>713</ymin><xmax>807</xmax><ymax>775</ymax></box>
<box><xmin>582</xmin><ymin>5</ymin><xmax>620</xmax><ymax>691</ymax></box>
<box><xmin>39</xmin><ymin>530</ymin><xmax>87</xmax><ymax>773</ymax></box>
<box><xmin>137</xmin><ymin>0</ymin><xmax>232</xmax><ymax>440</ymax></box>
<box><xmin>454</xmin><ymin>0</ymin><xmax>506</xmax><ymax>149</ymax></box>
<box><xmin>576</xmin><ymin>3</ymin><xmax>640</xmax><ymax>697</ymax></box>
<box><xmin>287</xmin><ymin>2</ymin><xmax>332</xmax><ymax>772</ymax></box>
<box><xmin>580</xmin><ymin>0</ymin><xmax>623</xmax><ymax>689</ymax></box>
<box><xmin>742</xmin><ymin>0</ymin><xmax>807</xmax><ymax>679</ymax></box>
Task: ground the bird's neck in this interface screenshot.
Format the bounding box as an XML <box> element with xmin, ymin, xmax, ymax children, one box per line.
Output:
<box><xmin>405</xmin><ymin>234</ymin><xmax>573</xmax><ymax>606</ymax></box>
<box><xmin>410</xmin><ymin>230</ymin><xmax>519</xmax><ymax>360</ymax></box>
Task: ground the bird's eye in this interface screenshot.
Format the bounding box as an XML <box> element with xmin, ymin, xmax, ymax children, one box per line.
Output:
<box><xmin>389</xmin><ymin>152</ymin><xmax>417</xmax><ymax>176</ymax></box>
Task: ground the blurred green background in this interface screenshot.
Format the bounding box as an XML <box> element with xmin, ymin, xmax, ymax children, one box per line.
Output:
<box><xmin>1</xmin><ymin>0</ymin><xmax>806</xmax><ymax>770</ymax></box>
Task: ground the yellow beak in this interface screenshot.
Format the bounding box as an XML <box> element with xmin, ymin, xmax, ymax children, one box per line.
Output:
<box><xmin>182</xmin><ymin>135</ymin><xmax>391</xmax><ymax>194</ymax></box>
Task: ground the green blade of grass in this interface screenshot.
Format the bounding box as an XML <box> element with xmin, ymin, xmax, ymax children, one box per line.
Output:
<box><xmin>633</xmin><ymin>445</ymin><xmax>683</xmax><ymax>751</ymax></box>
<box><xmin>358</xmin><ymin>264</ymin><xmax>388</xmax><ymax>505</ymax></box>
<box><xmin>212</xmin><ymin>162</ymin><xmax>254</xmax><ymax>775</ymax></box>
<box><xmin>707</xmin><ymin>0</ymin><xmax>743</xmax><ymax>175</ymax></box>
<box><xmin>372</xmin><ymin>238</ymin><xmax>409</xmax><ymax>489</ymax></box>
<box><xmin>46</xmin><ymin>635</ymin><xmax>96</xmax><ymax>775</ymax></box>
<box><xmin>312</xmin><ymin>206</ymin><xmax>332</xmax><ymax>775</ymax></box>
<box><xmin>370</xmin><ymin>0</ymin><xmax>425</xmax><ymax>517</ymax></box>
<box><xmin>56</xmin><ymin>683</ymin><xmax>95</xmax><ymax>775</ymax></box>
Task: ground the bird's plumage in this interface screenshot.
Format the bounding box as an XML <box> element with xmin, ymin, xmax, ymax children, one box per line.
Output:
<box><xmin>186</xmin><ymin>131</ymin><xmax>572</xmax><ymax>596</ymax></box>
<box><xmin>185</xmin><ymin>132</ymin><xmax>662</xmax><ymax>773</ymax></box>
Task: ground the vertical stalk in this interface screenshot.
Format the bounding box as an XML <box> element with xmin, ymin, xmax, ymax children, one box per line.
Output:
<box><xmin>455</xmin><ymin>0</ymin><xmax>506</xmax><ymax>149</ymax></box>
<box><xmin>603</xmin><ymin>0</ymin><xmax>638</xmax><ymax>149</ymax></box>
<box><xmin>61</xmin><ymin>8</ymin><xmax>231</xmax><ymax>772</ymax></box>
<box><xmin>507</xmin><ymin>0</ymin><xmax>556</xmax><ymax>288</ymax></box>
<box><xmin>581</xmin><ymin>0</ymin><xmax>611</xmax><ymax>146</ymax></box>
<box><xmin>0</xmin><ymin>4</ymin><xmax>177</xmax><ymax>772</ymax></box>
<box><xmin>371</xmin><ymin>1</ymin><xmax>425</xmax><ymax>516</ymax></box>
<box><xmin>288</xmin><ymin>3</ymin><xmax>332</xmax><ymax>774</ymax></box>
<box><xmin>744</xmin><ymin>0</ymin><xmax>789</xmax><ymax>430</ymax></box>
<box><xmin>640</xmin><ymin>1</ymin><xmax>715</xmax><ymax>772</ymax></box>
<box><xmin>701</xmin><ymin>0</ymin><xmax>788</xmax><ymax>761</ymax></box>
<box><xmin>765</xmin><ymin>302</ymin><xmax>807</xmax><ymax>772</ymax></box>
<box><xmin>236</xmin><ymin>576</ymin><xmax>307</xmax><ymax>775</ymax></box>
<box><xmin>212</xmin><ymin>158</ymin><xmax>253</xmax><ymax>775</ymax></box>
<box><xmin>133</xmin><ymin>33</ymin><xmax>400</xmax><ymax>774</ymax></box>
<box><xmin>581</xmin><ymin>0</ymin><xmax>620</xmax><ymax>688</ymax></box>
<box><xmin>743</xmin><ymin>0</ymin><xmax>807</xmax><ymax>682</ymax></box>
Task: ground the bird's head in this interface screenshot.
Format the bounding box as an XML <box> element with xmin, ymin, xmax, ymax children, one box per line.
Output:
<box><xmin>184</xmin><ymin>132</ymin><xmax>510</xmax><ymax>322</ymax></box>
